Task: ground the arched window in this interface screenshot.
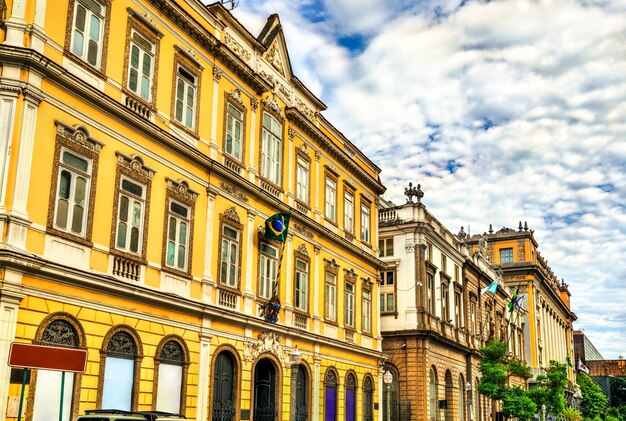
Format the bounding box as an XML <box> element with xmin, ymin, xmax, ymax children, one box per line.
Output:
<box><xmin>445</xmin><ymin>370</ymin><xmax>453</xmax><ymax>421</ymax></box>
<box><xmin>101</xmin><ymin>331</ymin><xmax>138</xmax><ymax>410</ymax></box>
<box><xmin>345</xmin><ymin>373</ymin><xmax>357</xmax><ymax>421</ymax></box>
<box><xmin>324</xmin><ymin>369</ymin><xmax>338</xmax><ymax>421</ymax></box>
<box><xmin>155</xmin><ymin>339</ymin><xmax>186</xmax><ymax>413</ymax></box>
<box><xmin>363</xmin><ymin>375</ymin><xmax>374</xmax><ymax>421</ymax></box>
<box><xmin>32</xmin><ymin>319</ymin><xmax>80</xmax><ymax>421</ymax></box>
<box><xmin>295</xmin><ymin>365</ymin><xmax>308</xmax><ymax>421</ymax></box>
<box><xmin>474</xmin><ymin>378</ymin><xmax>480</xmax><ymax>421</ymax></box>
<box><xmin>212</xmin><ymin>351</ymin><xmax>236</xmax><ymax>421</ymax></box>
<box><xmin>429</xmin><ymin>368</ymin><xmax>438</xmax><ymax>421</ymax></box>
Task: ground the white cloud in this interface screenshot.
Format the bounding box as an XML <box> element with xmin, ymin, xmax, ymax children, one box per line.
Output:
<box><xmin>232</xmin><ymin>0</ymin><xmax>626</xmax><ymax>358</ymax></box>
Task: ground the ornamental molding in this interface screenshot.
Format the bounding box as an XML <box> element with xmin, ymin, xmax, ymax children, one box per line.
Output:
<box><xmin>166</xmin><ymin>178</ymin><xmax>198</xmax><ymax>202</ymax></box>
<box><xmin>212</xmin><ymin>66</ymin><xmax>223</xmax><ymax>81</ymax></box>
<box><xmin>293</xmin><ymin>223</ymin><xmax>313</xmax><ymax>239</ymax></box>
<box><xmin>224</xmin><ymin>32</ymin><xmax>251</xmax><ymax>62</ymax></box>
<box><xmin>295</xmin><ymin>98</ymin><xmax>315</xmax><ymax>121</ymax></box>
<box><xmin>296</xmin><ymin>243</ymin><xmax>309</xmax><ymax>257</ymax></box>
<box><xmin>405</xmin><ymin>242</ymin><xmax>416</xmax><ymax>252</ymax></box>
<box><xmin>55</xmin><ymin>120</ymin><xmax>104</xmax><ymax>153</ymax></box>
<box><xmin>116</xmin><ymin>152</ymin><xmax>156</xmax><ymax>179</ymax></box>
<box><xmin>250</xmin><ymin>98</ymin><xmax>259</xmax><ymax>111</ymax></box>
<box><xmin>243</xmin><ymin>331</ymin><xmax>288</xmax><ymax>366</ymax></box>
<box><xmin>223</xmin><ymin>206</ymin><xmax>241</xmax><ymax>224</ymax></box>
<box><xmin>296</xmin><ymin>143</ymin><xmax>308</xmax><ymax>155</ymax></box>
<box><xmin>261</xmin><ymin>96</ymin><xmax>282</xmax><ymax>114</ymax></box>
<box><xmin>266</xmin><ymin>42</ymin><xmax>285</xmax><ymax>76</ymax></box>
<box><xmin>226</xmin><ymin>88</ymin><xmax>245</xmax><ymax>107</ymax></box>
<box><xmin>220</xmin><ymin>182</ymin><xmax>248</xmax><ymax>202</ymax></box>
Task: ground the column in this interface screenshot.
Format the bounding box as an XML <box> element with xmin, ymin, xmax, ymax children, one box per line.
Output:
<box><xmin>195</xmin><ymin>326</ymin><xmax>213</xmax><ymax>421</ymax></box>
<box><xmin>313</xmin><ymin>353</ymin><xmax>321</xmax><ymax>421</ymax></box>
<box><xmin>404</xmin><ymin>235</ymin><xmax>417</xmax><ymax>327</ymax></box>
<box><xmin>283</xmin><ymin>233</ymin><xmax>294</xmax><ymax>326</ymax></box>
<box><xmin>286</xmin><ymin>128</ymin><xmax>295</xmax><ymax>206</ymax></box>
<box><xmin>0</xmin><ymin>88</ymin><xmax>18</xmax><ymax>238</ymax></box>
<box><xmin>247</xmin><ymin>99</ymin><xmax>258</xmax><ymax>181</ymax></box>
<box><xmin>0</xmin><ymin>287</ymin><xmax>25</xmax><ymax>421</ymax></box>
<box><xmin>312</xmin><ymin>245</ymin><xmax>321</xmax><ymax>334</ymax></box>
<box><xmin>31</xmin><ymin>0</ymin><xmax>49</xmax><ymax>52</ymax></box>
<box><xmin>209</xmin><ymin>67</ymin><xmax>222</xmax><ymax>159</ymax></box>
<box><xmin>313</xmin><ymin>151</ymin><xmax>321</xmax><ymax>221</ymax></box>
<box><xmin>8</xmin><ymin>90</ymin><xmax>42</xmax><ymax>249</ymax></box>
<box><xmin>201</xmin><ymin>187</ymin><xmax>218</xmax><ymax>302</ymax></box>
<box><xmin>243</xmin><ymin>209</ymin><xmax>257</xmax><ymax>315</ymax></box>
<box><xmin>3</xmin><ymin>0</ymin><xmax>27</xmax><ymax>47</ymax></box>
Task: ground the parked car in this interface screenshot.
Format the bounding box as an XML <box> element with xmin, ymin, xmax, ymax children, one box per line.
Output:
<box><xmin>75</xmin><ymin>410</ymin><xmax>187</xmax><ymax>421</ymax></box>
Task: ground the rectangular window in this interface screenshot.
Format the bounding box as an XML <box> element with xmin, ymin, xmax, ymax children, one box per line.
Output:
<box><xmin>470</xmin><ymin>301</ymin><xmax>476</xmax><ymax>335</ymax></box>
<box><xmin>261</xmin><ymin>112</ymin><xmax>282</xmax><ymax>185</ymax></box>
<box><xmin>54</xmin><ymin>148</ymin><xmax>92</xmax><ymax>237</ymax></box>
<box><xmin>115</xmin><ymin>177</ymin><xmax>145</xmax><ymax>255</ymax></box>
<box><xmin>379</xmin><ymin>238</ymin><xmax>394</xmax><ymax>257</ymax></box>
<box><xmin>165</xmin><ymin>200</ymin><xmax>190</xmax><ymax>271</ymax></box>
<box><xmin>325</xmin><ymin>272</ymin><xmax>337</xmax><ymax>321</ymax></box>
<box><xmin>225</xmin><ymin>103</ymin><xmax>243</xmax><ymax>160</ymax></box>
<box><xmin>380</xmin><ymin>270</ymin><xmax>395</xmax><ymax>313</ymax></box>
<box><xmin>380</xmin><ymin>293</ymin><xmax>395</xmax><ymax>313</ymax></box>
<box><xmin>344</xmin><ymin>191</ymin><xmax>354</xmax><ymax>233</ymax></box>
<box><xmin>427</xmin><ymin>243</ymin><xmax>433</xmax><ymax>261</ymax></box>
<box><xmin>294</xmin><ymin>258</ymin><xmax>308</xmax><ymax>311</ymax></box>
<box><xmin>325</xmin><ymin>177</ymin><xmax>336</xmax><ymax>222</ymax></box>
<box><xmin>259</xmin><ymin>242</ymin><xmax>278</xmax><ymax>299</ymax></box>
<box><xmin>427</xmin><ymin>274</ymin><xmax>434</xmax><ymax>313</ymax></box>
<box><xmin>441</xmin><ymin>254</ymin><xmax>447</xmax><ymax>273</ymax></box>
<box><xmin>441</xmin><ymin>283</ymin><xmax>450</xmax><ymax>321</ymax></box>
<box><xmin>174</xmin><ymin>65</ymin><xmax>197</xmax><ymax>130</ymax></box>
<box><xmin>455</xmin><ymin>265</ymin><xmax>460</xmax><ymax>282</ymax></box>
<box><xmin>296</xmin><ymin>157</ymin><xmax>309</xmax><ymax>203</ymax></box>
<box><xmin>220</xmin><ymin>225</ymin><xmax>240</xmax><ymax>288</ymax></box>
<box><xmin>345</xmin><ymin>282</ymin><xmax>355</xmax><ymax>327</ymax></box>
<box><xmin>454</xmin><ymin>291</ymin><xmax>461</xmax><ymax>326</ymax></box>
<box><xmin>71</xmin><ymin>0</ymin><xmax>105</xmax><ymax>69</ymax></box>
<box><xmin>500</xmin><ymin>248</ymin><xmax>514</xmax><ymax>263</ymax></box>
<box><xmin>360</xmin><ymin>203</ymin><xmax>370</xmax><ymax>243</ymax></box>
<box><xmin>127</xmin><ymin>29</ymin><xmax>155</xmax><ymax>101</ymax></box>
<box><xmin>362</xmin><ymin>289</ymin><xmax>371</xmax><ymax>333</ymax></box>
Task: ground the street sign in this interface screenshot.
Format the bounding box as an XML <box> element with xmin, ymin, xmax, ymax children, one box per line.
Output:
<box><xmin>8</xmin><ymin>342</ymin><xmax>87</xmax><ymax>373</ymax></box>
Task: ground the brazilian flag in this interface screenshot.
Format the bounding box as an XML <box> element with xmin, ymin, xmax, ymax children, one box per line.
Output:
<box><xmin>264</xmin><ymin>213</ymin><xmax>290</xmax><ymax>242</ymax></box>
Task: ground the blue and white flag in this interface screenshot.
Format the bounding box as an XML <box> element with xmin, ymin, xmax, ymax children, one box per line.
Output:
<box><xmin>480</xmin><ymin>281</ymin><xmax>498</xmax><ymax>295</ymax></box>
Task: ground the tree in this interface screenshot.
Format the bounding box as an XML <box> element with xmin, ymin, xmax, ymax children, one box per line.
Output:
<box><xmin>560</xmin><ymin>406</ymin><xmax>582</xmax><ymax>421</ymax></box>
<box><xmin>478</xmin><ymin>340</ymin><xmax>534</xmax><ymax>420</ymax></box>
<box><xmin>577</xmin><ymin>372</ymin><xmax>608</xmax><ymax>420</ymax></box>
<box><xmin>526</xmin><ymin>361</ymin><xmax>568</xmax><ymax>416</ymax></box>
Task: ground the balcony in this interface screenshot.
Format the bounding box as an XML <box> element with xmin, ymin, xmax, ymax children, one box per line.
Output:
<box><xmin>112</xmin><ymin>255</ymin><xmax>142</xmax><ymax>282</ymax></box>
<box><xmin>224</xmin><ymin>156</ymin><xmax>243</xmax><ymax>175</ymax></box>
<box><xmin>124</xmin><ymin>95</ymin><xmax>151</xmax><ymax>120</ymax></box>
<box><xmin>218</xmin><ymin>289</ymin><xmax>239</xmax><ymax>309</ymax></box>
<box><xmin>293</xmin><ymin>313</ymin><xmax>308</xmax><ymax>329</ymax></box>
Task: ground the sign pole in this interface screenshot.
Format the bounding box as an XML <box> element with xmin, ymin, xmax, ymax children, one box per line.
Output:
<box><xmin>59</xmin><ymin>371</ymin><xmax>66</xmax><ymax>421</ymax></box>
<box><xmin>17</xmin><ymin>368</ymin><xmax>28</xmax><ymax>421</ymax></box>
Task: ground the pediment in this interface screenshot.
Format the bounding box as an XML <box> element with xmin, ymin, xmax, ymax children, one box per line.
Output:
<box><xmin>258</xmin><ymin>14</ymin><xmax>293</xmax><ymax>79</ymax></box>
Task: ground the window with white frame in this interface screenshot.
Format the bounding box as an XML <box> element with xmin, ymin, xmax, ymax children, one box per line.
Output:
<box><xmin>296</xmin><ymin>156</ymin><xmax>309</xmax><ymax>204</ymax></box>
<box><xmin>220</xmin><ymin>224</ymin><xmax>240</xmax><ymax>288</ymax></box>
<box><xmin>325</xmin><ymin>176</ymin><xmax>336</xmax><ymax>222</ymax></box>
<box><xmin>165</xmin><ymin>200</ymin><xmax>190</xmax><ymax>271</ymax></box>
<box><xmin>360</xmin><ymin>202</ymin><xmax>370</xmax><ymax>243</ymax></box>
<box><xmin>70</xmin><ymin>0</ymin><xmax>106</xmax><ymax>69</ymax></box>
<box><xmin>345</xmin><ymin>282</ymin><xmax>355</xmax><ymax>327</ymax></box>
<box><xmin>470</xmin><ymin>300</ymin><xmax>476</xmax><ymax>335</ymax></box>
<box><xmin>427</xmin><ymin>274</ymin><xmax>434</xmax><ymax>313</ymax></box>
<box><xmin>174</xmin><ymin>65</ymin><xmax>197</xmax><ymax>130</ymax></box>
<box><xmin>54</xmin><ymin>148</ymin><xmax>92</xmax><ymax>237</ymax></box>
<box><xmin>344</xmin><ymin>190</ymin><xmax>354</xmax><ymax>233</ymax></box>
<box><xmin>325</xmin><ymin>272</ymin><xmax>337</xmax><ymax>321</ymax></box>
<box><xmin>115</xmin><ymin>177</ymin><xmax>145</xmax><ymax>255</ymax></box>
<box><xmin>259</xmin><ymin>242</ymin><xmax>278</xmax><ymax>299</ymax></box>
<box><xmin>225</xmin><ymin>103</ymin><xmax>243</xmax><ymax>161</ymax></box>
<box><xmin>261</xmin><ymin>112</ymin><xmax>282</xmax><ymax>185</ymax></box>
<box><xmin>379</xmin><ymin>238</ymin><xmax>394</xmax><ymax>257</ymax></box>
<box><xmin>362</xmin><ymin>289</ymin><xmax>372</xmax><ymax>333</ymax></box>
<box><xmin>380</xmin><ymin>270</ymin><xmax>395</xmax><ymax>313</ymax></box>
<box><xmin>294</xmin><ymin>258</ymin><xmax>308</xmax><ymax>312</ymax></box>
<box><xmin>441</xmin><ymin>282</ymin><xmax>450</xmax><ymax>321</ymax></box>
<box><xmin>500</xmin><ymin>248</ymin><xmax>514</xmax><ymax>263</ymax></box>
<box><xmin>127</xmin><ymin>29</ymin><xmax>155</xmax><ymax>101</ymax></box>
<box><xmin>454</xmin><ymin>290</ymin><xmax>461</xmax><ymax>326</ymax></box>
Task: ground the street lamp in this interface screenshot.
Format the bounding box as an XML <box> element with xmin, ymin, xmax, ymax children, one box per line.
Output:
<box><xmin>384</xmin><ymin>370</ymin><xmax>394</xmax><ymax>421</ymax></box>
<box><xmin>289</xmin><ymin>347</ymin><xmax>302</xmax><ymax>421</ymax></box>
<box><xmin>466</xmin><ymin>382</ymin><xmax>473</xmax><ymax>421</ymax></box>
<box><xmin>542</xmin><ymin>404</ymin><xmax>547</xmax><ymax>421</ymax></box>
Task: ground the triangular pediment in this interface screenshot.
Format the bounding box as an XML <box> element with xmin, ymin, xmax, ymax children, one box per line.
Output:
<box><xmin>258</xmin><ymin>14</ymin><xmax>292</xmax><ymax>79</ymax></box>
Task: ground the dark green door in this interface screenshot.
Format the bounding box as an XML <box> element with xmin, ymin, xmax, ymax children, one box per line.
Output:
<box><xmin>212</xmin><ymin>352</ymin><xmax>235</xmax><ymax>421</ymax></box>
<box><xmin>254</xmin><ymin>359</ymin><xmax>276</xmax><ymax>421</ymax></box>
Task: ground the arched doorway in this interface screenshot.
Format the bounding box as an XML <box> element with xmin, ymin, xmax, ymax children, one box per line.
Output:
<box><xmin>295</xmin><ymin>365</ymin><xmax>308</xmax><ymax>421</ymax></box>
<box><xmin>213</xmin><ymin>351</ymin><xmax>236</xmax><ymax>421</ymax></box>
<box><xmin>254</xmin><ymin>359</ymin><xmax>277</xmax><ymax>421</ymax></box>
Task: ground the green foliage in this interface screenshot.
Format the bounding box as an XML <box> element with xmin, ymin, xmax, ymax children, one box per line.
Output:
<box><xmin>533</xmin><ymin>361</ymin><xmax>568</xmax><ymax>415</ymax></box>
<box><xmin>605</xmin><ymin>407</ymin><xmax>624</xmax><ymax>421</ymax></box>
<box><xmin>502</xmin><ymin>387</ymin><xmax>537</xmax><ymax>421</ymax></box>
<box><xmin>560</xmin><ymin>406</ymin><xmax>582</xmax><ymax>421</ymax></box>
<box><xmin>577</xmin><ymin>373</ymin><xmax>608</xmax><ymax>419</ymax></box>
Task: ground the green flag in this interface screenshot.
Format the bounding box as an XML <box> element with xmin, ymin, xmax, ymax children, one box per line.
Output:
<box><xmin>566</xmin><ymin>354</ymin><xmax>573</xmax><ymax>368</ymax></box>
<box><xmin>508</xmin><ymin>287</ymin><xmax>520</xmax><ymax>313</ymax></box>
<box><xmin>264</xmin><ymin>213</ymin><xmax>290</xmax><ymax>242</ymax></box>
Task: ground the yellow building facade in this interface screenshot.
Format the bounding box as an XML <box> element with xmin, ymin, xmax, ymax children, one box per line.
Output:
<box><xmin>0</xmin><ymin>1</ymin><xmax>386</xmax><ymax>420</ymax></box>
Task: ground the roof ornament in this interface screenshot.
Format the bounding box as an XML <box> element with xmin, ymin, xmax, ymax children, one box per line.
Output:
<box><xmin>457</xmin><ymin>226</ymin><xmax>467</xmax><ymax>240</ymax></box>
<box><xmin>404</xmin><ymin>182</ymin><xmax>423</xmax><ymax>204</ymax></box>
<box><xmin>220</xmin><ymin>0</ymin><xmax>239</xmax><ymax>10</ymax></box>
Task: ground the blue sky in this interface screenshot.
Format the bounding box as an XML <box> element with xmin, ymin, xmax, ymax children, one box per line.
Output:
<box><xmin>225</xmin><ymin>0</ymin><xmax>626</xmax><ymax>359</ymax></box>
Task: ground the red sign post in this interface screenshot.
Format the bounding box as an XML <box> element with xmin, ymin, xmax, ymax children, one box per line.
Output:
<box><xmin>8</xmin><ymin>342</ymin><xmax>88</xmax><ymax>421</ymax></box>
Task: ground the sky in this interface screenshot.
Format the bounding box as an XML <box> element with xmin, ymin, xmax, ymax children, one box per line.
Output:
<box><xmin>223</xmin><ymin>0</ymin><xmax>626</xmax><ymax>359</ymax></box>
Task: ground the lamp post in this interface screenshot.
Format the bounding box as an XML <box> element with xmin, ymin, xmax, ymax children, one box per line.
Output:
<box><xmin>289</xmin><ymin>346</ymin><xmax>302</xmax><ymax>421</ymax></box>
<box><xmin>466</xmin><ymin>382</ymin><xmax>473</xmax><ymax>421</ymax></box>
<box><xmin>384</xmin><ymin>370</ymin><xmax>393</xmax><ymax>421</ymax></box>
<box><xmin>542</xmin><ymin>404</ymin><xmax>547</xmax><ymax>421</ymax></box>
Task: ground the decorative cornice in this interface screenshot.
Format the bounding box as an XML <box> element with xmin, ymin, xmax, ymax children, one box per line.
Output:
<box><xmin>223</xmin><ymin>32</ymin><xmax>251</xmax><ymax>62</ymax></box>
<box><xmin>166</xmin><ymin>178</ymin><xmax>199</xmax><ymax>202</ymax></box>
<box><xmin>223</xmin><ymin>206</ymin><xmax>241</xmax><ymax>224</ymax></box>
<box><xmin>116</xmin><ymin>152</ymin><xmax>156</xmax><ymax>179</ymax></box>
<box><xmin>293</xmin><ymin>223</ymin><xmax>313</xmax><ymax>239</ymax></box>
<box><xmin>220</xmin><ymin>182</ymin><xmax>248</xmax><ymax>202</ymax></box>
<box><xmin>55</xmin><ymin>120</ymin><xmax>104</xmax><ymax>153</ymax></box>
<box><xmin>285</xmin><ymin>107</ymin><xmax>385</xmax><ymax>195</ymax></box>
<box><xmin>226</xmin><ymin>88</ymin><xmax>245</xmax><ymax>107</ymax></box>
<box><xmin>261</xmin><ymin>96</ymin><xmax>282</xmax><ymax>114</ymax></box>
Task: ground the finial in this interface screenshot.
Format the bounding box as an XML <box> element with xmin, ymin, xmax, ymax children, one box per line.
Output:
<box><xmin>518</xmin><ymin>221</ymin><xmax>523</xmax><ymax>231</ymax></box>
<box><xmin>489</xmin><ymin>224</ymin><xmax>493</xmax><ymax>234</ymax></box>
<box><xmin>524</xmin><ymin>221</ymin><xmax>529</xmax><ymax>231</ymax></box>
<box><xmin>404</xmin><ymin>182</ymin><xmax>424</xmax><ymax>204</ymax></box>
